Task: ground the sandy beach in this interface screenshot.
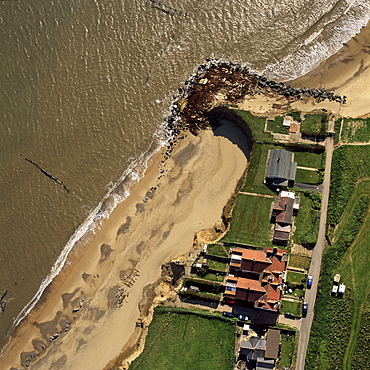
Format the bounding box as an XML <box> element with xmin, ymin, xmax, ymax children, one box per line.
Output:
<box><xmin>238</xmin><ymin>21</ymin><xmax>370</xmax><ymax>119</ymax></box>
<box><xmin>288</xmin><ymin>20</ymin><xmax>370</xmax><ymax>118</ymax></box>
<box><xmin>0</xmin><ymin>127</ymin><xmax>247</xmax><ymax>369</ymax></box>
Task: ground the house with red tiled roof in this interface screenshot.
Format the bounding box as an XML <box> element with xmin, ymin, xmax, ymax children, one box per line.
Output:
<box><xmin>224</xmin><ymin>247</ymin><xmax>288</xmax><ymax>312</ymax></box>
<box><xmin>225</xmin><ymin>276</ymin><xmax>267</xmax><ymax>303</ymax></box>
<box><xmin>230</xmin><ymin>248</ymin><xmax>271</xmax><ymax>274</ymax></box>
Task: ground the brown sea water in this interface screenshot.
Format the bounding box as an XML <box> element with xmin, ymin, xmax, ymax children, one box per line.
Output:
<box><xmin>0</xmin><ymin>0</ymin><xmax>369</xmax><ymax>348</ymax></box>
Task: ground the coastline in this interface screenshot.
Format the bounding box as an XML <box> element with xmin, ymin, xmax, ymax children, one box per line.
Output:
<box><xmin>0</xmin><ymin>128</ymin><xmax>248</xmax><ymax>369</ymax></box>
<box><xmin>2</xmin><ymin>138</ymin><xmax>166</xmax><ymax>344</ymax></box>
<box><xmin>2</xmin><ymin>18</ymin><xmax>370</xmax><ymax>369</ymax></box>
<box><xmin>288</xmin><ymin>20</ymin><xmax>370</xmax><ymax>118</ymax></box>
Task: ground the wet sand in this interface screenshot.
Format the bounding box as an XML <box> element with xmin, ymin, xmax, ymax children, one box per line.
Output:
<box><xmin>238</xmin><ymin>21</ymin><xmax>370</xmax><ymax>119</ymax></box>
<box><xmin>0</xmin><ymin>128</ymin><xmax>247</xmax><ymax>369</ymax></box>
<box><xmin>288</xmin><ymin>20</ymin><xmax>370</xmax><ymax>118</ymax></box>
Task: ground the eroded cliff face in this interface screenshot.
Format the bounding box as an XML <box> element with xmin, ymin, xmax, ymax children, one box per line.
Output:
<box><xmin>165</xmin><ymin>60</ymin><xmax>344</xmax><ymax>139</ymax></box>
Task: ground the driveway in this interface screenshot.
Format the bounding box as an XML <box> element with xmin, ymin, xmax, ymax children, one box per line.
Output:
<box><xmin>295</xmin><ymin>137</ymin><xmax>334</xmax><ymax>369</ymax></box>
<box><xmin>294</xmin><ymin>183</ymin><xmax>321</xmax><ymax>192</ymax></box>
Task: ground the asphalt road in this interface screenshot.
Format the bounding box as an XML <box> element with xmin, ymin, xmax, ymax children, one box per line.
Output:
<box><xmin>295</xmin><ymin>137</ymin><xmax>334</xmax><ymax>370</ymax></box>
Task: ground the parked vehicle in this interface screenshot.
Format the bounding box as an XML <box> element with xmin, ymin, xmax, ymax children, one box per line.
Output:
<box><xmin>238</xmin><ymin>314</ymin><xmax>249</xmax><ymax>321</ymax></box>
<box><xmin>307</xmin><ymin>276</ymin><xmax>313</xmax><ymax>289</ymax></box>
<box><xmin>222</xmin><ymin>311</ymin><xmax>234</xmax><ymax>318</ymax></box>
<box><xmin>302</xmin><ymin>302</ymin><xmax>308</xmax><ymax>317</ymax></box>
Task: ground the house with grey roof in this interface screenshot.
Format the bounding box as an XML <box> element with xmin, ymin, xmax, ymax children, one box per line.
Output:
<box><xmin>239</xmin><ymin>329</ymin><xmax>281</xmax><ymax>370</ymax></box>
<box><xmin>266</xmin><ymin>149</ymin><xmax>297</xmax><ymax>188</ymax></box>
<box><xmin>240</xmin><ymin>336</ymin><xmax>266</xmax><ymax>360</ymax></box>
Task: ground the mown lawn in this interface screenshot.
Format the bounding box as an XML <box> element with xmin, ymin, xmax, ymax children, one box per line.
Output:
<box><xmin>195</xmin><ymin>272</ymin><xmax>225</xmax><ymax>283</ymax></box>
<box><xmin>293</xmin><ymin>150</ymin><xmax>324</xmax><ymax>169</ymax></box>
<box><xmin>130</xmin><ymin>307</ymin><xmax>235</xmax><ymax>370</ymax></box>
<box><xmin>266</xmin><ymin>115</ymin><xmax>289</xmax><ymax>134</ymax></box>
<box><xmin>221</xmin><ymin>194</ymin><xmax>273</xmax><ymax>247</ymax></box>
<box><xmin>207</xmin><ymin>259</ymin><xmax>228</xmax><ymax>272</ymax></box>
<box><xmin>280</xmin><ymin>299</ymin><xmax>302</xmax><ymax>317</ymax></box>
<box><xmin>292</xmin><ymin>192</ymin><xmax>320</xmax><ymax>248</ymax></box>
<box><xmin>286</xmin><ymin>271</ymin><xmax>306</xmax><ymax>285</ymax></box>
<box><xmin>301</xmin><ymin>113</ymin><xmax>328</xmax><ymax>134</ymax></box>
<box><xmin>295</xmin><ymin>169</ymin><xmax>320</xmax><ymax>184</ymax></box>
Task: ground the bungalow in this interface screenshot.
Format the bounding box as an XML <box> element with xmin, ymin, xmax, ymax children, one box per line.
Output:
<box><xmin>266</xmin><ymin>149</ymin><xmax>297</xmax><ymax>188</ymax></box>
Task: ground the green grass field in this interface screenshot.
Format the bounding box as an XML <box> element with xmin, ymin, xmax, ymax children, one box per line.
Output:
<box><xmin>221</xmin><ymin>194</ymin><xmax>274</xmax><ymax>247</ymax></box>
<box><xmin>130</xmin><ymin>307</ymin><xmax>235</xmax><ymax>370</ymax></box>
<box><xmin>340</xmin><ymin>118</ymin><xmax>370</xmax><ymax>143</ymax></box>
<box><xmin>334</xmin><ymin>181</ymin><xmax>370</xmax><ymax>369</ymax></box>
<box><xmin>293</xmin><ymin>150</ymin><xmax>324</xmax><ymax>169</ymax></box>
<box><xmin>233</xmin><ymin>110</ymin><xmax>272</xmax><ymax>142</ymax></box>
<box><xmin>207</xmin><ymin>244</ymin><xmax>229</xmax><ymax>257</ymax></box>
<box><xmin>278</xmin><ymin>333</ymin><xmax>296</xmax><ymax>368</ymax></box>
<box><xmin>306</xmin><ymin>175</ymin><xmax>370</xmax><ymax>369</ymax></box>
<box><xmin>305</xmin><ymin>146</ymin><xmax>370</xmax><ymax>370</ymax></box>
<box><xmin>286</xmin><ymin>271</ymin><xmax>306</xmax><ymax>285</ymax></box>
<box><xmin>351</xmin><ymin>311</ymin><xmax>370</xmax><ymax>369</ymax></box>
<box><xmin>207</xmin><ymin>259</ymin><xmax>228</xmax><ymax>272</ymax></box>
<box><xmin>242</xmin><ymin>141</ymin><xmax>324</xmax><ymax>194</ymax></box>
<box><xmin>194</xmin><ymin>272</ymin><xmax>225</xmax><ymax>283</ymax></box>
<box><xmin>328</xmin><ymin>145</ymin><xmax>370</xmax><ymax>226</ymax></box>
<box><xmin>242</xmin><ymin>142</ymin><xmax>280</xmax><ymax>195</ymax></box>
<box><xmin>301</xmin><ymin>113</ymin><xmax>328</xmax><ymax>134</ymax></box>
<box><xmin>295</xmin><ymin>169</ymin><xmax>320</xmax><ymax>184</ymax></box>
<box><xmin>286</xmin><ymin>109</ymin><xmax>302</xmax><ymax>122</ymax></box>
<box><xmin>266</xmin><ymin>116</ymin><xmax>289</xmax><ymax>134</ymax></box>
